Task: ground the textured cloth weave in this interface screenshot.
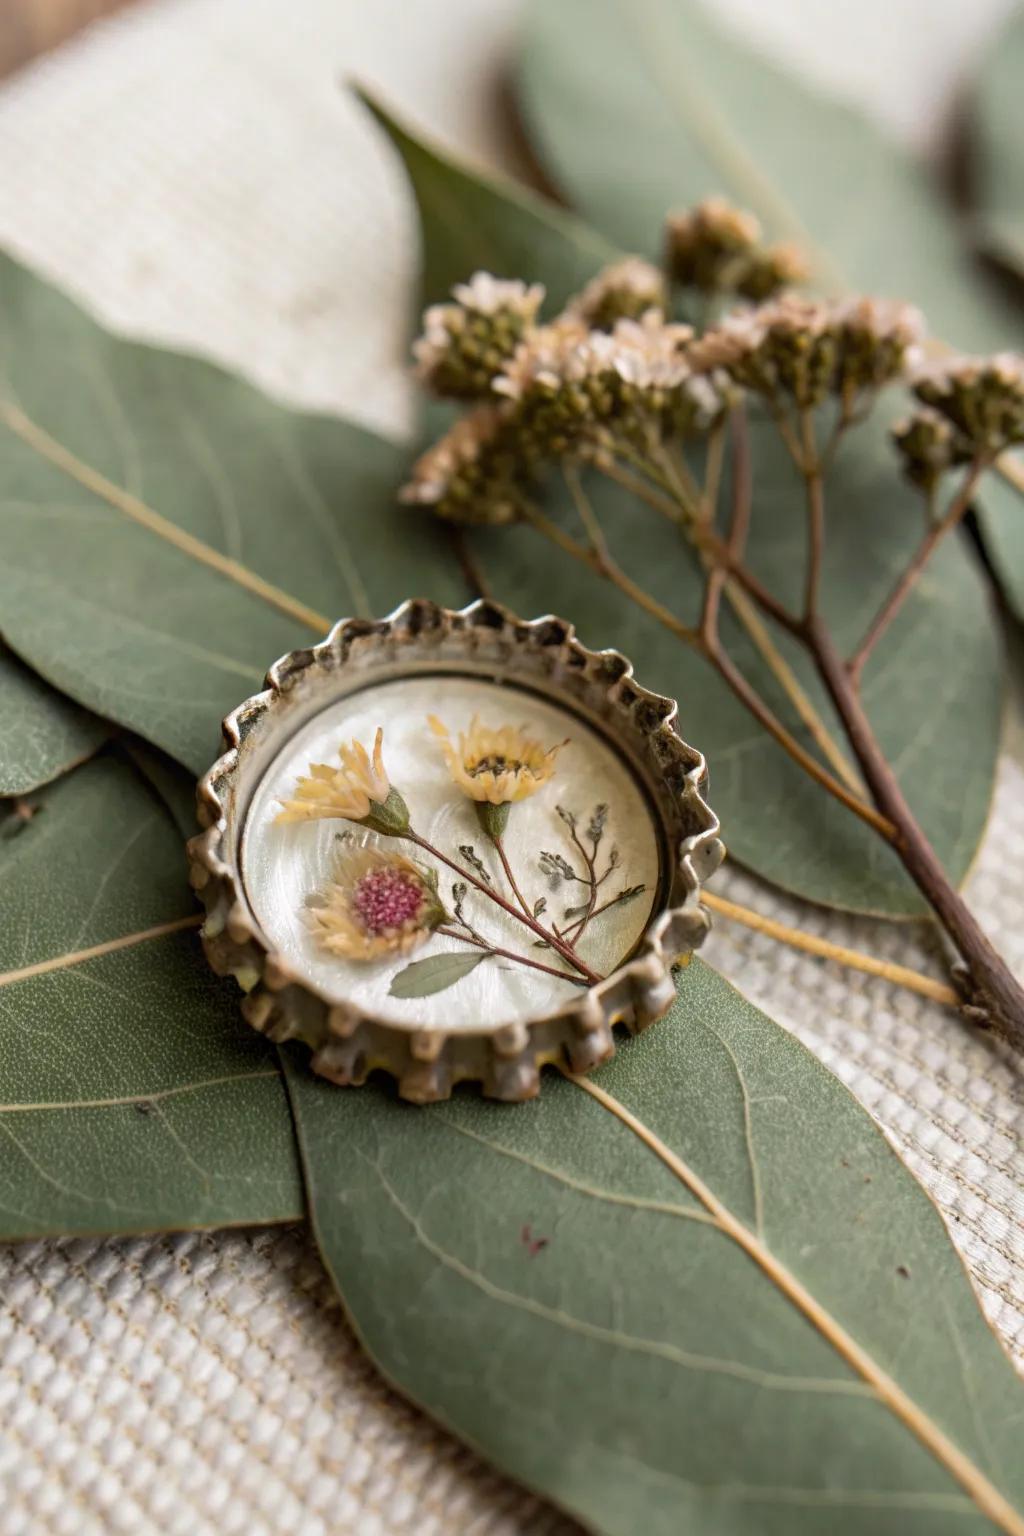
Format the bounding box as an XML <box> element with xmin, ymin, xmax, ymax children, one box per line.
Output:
<box><xmin>0</xmin><ymin>2</ymin><xmax>1022</xmax><ymax>1532</ymax></box>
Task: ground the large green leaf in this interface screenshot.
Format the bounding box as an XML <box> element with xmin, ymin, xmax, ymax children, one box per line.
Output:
<box><xmin>0</xmin><ymin>644</ymin><xmax>107</xmax><ymax>796</ymax></box>
<box><xmin>285</xmin><ymin>959</ymin><xmax>1024</xmax><ymax>1536</ymax></box>
<box><xmin>368</xmin><ymin>100</ymin><xmax>1002</xmax><ymax>917</ymax></box>
<box><xmin>516</xmin><ymin>0</ymin><xmax>1024</xmax><ymax>621</ymax></box>
<box><xmin>0</xmin><ymin>750</ymin><xmax>303</xmax><ymax>1240</ymax></box>
<box><xmin>969</xmin><ymin>7</ymin><xmax>1024</xmax><ymax>614</ymax></box>
<box><xmin>0</xmin><ymin>250</ymin><xmax>468</xmax><ymax>777</ymax></box>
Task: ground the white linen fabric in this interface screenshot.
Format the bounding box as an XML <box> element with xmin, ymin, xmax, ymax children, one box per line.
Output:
<box><xmin>0</xmin><ymin>2</ymin><xmax>1021</xmax><ymax>1531</ymax></box>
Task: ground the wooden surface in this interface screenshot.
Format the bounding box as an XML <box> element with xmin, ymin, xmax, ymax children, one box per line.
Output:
<box><xmin>0</xmin><ymin>0</ymin><xmax>136</xmax><ymax>79</ymax></box>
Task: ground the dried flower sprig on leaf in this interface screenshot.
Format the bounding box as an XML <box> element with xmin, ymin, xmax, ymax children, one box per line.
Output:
<box><xmin>402</xmin><ymin>196</ymin><xmax>1024</xmax><ymax>1047</ymax></box>
<box><xmin>665</xmin><ymin>197</ymin><xmax>808</xmax><ymax>301</ymax></box>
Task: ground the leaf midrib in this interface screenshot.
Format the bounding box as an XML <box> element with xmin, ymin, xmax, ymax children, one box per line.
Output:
<box><xmin>0</xmin><ymin>398</ymin><xmax>333</xmax><ymax>637</ymax></box>
<box><xmin>567</xmin><ymin>1068</ymin><xmax>1024</xmax><ymax>1535</ymax></box>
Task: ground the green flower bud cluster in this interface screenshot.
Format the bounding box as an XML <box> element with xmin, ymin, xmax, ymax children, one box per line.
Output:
<box><xmin>690</xmin><ymin>295</ymin><xmax>922</xmax><ymax>410</ymax></box>
<box><xmin>412</xmin><ymin>273</ymin><xmax>545</xmax><ymax>401</ymax></box>
<box><xmin>913</xmin><ymin>354</ymin><xmax>1024</xmax><ymax>458</ymax></box>
<box><xmin>664</xmin><ymin>198</ymin><xmax>808</xmax><ymax>301</ymax></box>
<box><xmin>568</xmin><ymin>257</ymin><xmax>667</xmax><ymax>331</ymax></box>
<box><xmin>891</xmin><ymin>409</ymin><xmax>972</xmax><ymax>493</ymax></box>
<box><xmin>399</xmin><ymin>405</ymin><xmax>532</xmax><ymax>526</ymax></box>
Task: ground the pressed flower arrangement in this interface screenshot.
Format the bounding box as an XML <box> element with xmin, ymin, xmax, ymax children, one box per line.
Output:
<box><xmin>2</xmin><ymin>11</ymin><xmax>1024</xmax><ymax>1534</ymax></box>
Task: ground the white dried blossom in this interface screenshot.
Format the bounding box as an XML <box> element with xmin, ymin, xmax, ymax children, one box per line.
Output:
<box><xmin>492</xmin><ymin>318</ymin><xmax>594</xmax><ymax>401</ymax></box>
<box><xmin>451</xmin><ymin>272</ymin><xmax>545</xmax><ymax>317</ymax></box>
<box><xmin>566</xmin><ymin>257</ymin><xmax>667</xmax><ymax>328</ymax></box>
<box><xmin>411</xmin><ymin>273</ymin><xmax>545</xmax><ymax>400</ymax></box>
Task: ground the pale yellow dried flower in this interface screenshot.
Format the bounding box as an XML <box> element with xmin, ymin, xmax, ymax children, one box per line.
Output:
<box><xmin>277</xmin><ymin>728</ymin><xmax>390</xmax><ymax>825</ymax></box>
<box><xmin>429</xmin><ymin>715</ymin><xmax>565</xmax><ymax>805</ymax></box>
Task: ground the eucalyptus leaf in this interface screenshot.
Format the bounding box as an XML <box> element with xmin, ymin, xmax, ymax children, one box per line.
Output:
<box><xmin>516</xmin><ymin>0</ymin><xmax>1024</xmax><ymax>621</ymax></box>
<box><xmin>0</xmin><ymin>751</ymin><xmax>303</xmax><ymax>1240</ymax></box>
<box><xmin>285</xmin><ymin>959</ymin><xmax>1024</xmax><ymax>1536</ymax></box>
<box><xmin>0</xmin><ymin>643</ymin><xmax>107</xmax><ymax>796</ymax></box>
<box><xmin>389</xmin><ymin>948</ymin><xmax>489</xmax><ymax>998</ymax></box>
<box><xmin>969</xmin><ymin>7</ymin><xmax>1024</xmax><ymax>613</ymax></box>
<box><xmin>368</xmin><ymin>104</ymin><xmax>1001</xmax><ymax>916</ymax></box>
<box><xmin>0</xmin><ymin>249</ymin><xmax>468</xmax><ymax>777</ymax></box>
<box><xmin>357</xmin><ymin>90</ymin><xmax>618</xmax><ymax>311</ymax></box>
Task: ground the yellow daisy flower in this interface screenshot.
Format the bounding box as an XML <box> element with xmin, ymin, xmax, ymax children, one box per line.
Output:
<box><xmin>308</xmin><ymin>845</ymin><xmax>442</xmax><ymax>961</ymax></box>
<box><xmin>277</xmin><ymin>727</ymin><xmax>407</xmax><ymax>832</ymax></box>
<box><xmin>428</xmin><ymin>715</ymin><xmax>565</xmax><ymax>806</ymax></box>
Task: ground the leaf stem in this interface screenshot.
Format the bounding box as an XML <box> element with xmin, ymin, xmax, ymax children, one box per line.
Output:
<box><xmin>702</xmin><ymin>891</ymin><xmax>958</xmax><ymax>1006</ymax></box>
<box><xmin>804</xmin><ymin>615</ymin><xmax>1024</xmax><ymax>1044</ymax></box>
<box><xmin>846</xmin><ymin>457</ymin><xmax>988</xmax><ymax>688</ymax></box>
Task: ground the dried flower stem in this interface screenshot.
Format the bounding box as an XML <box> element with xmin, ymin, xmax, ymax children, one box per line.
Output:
<box><xmin>805</xmin><ymin>615</ymin><xmax>1024</xmax><ymax>1044</ymax></box>
<box><xmin>605</xmin><ymin>428</ymin><xmax>865</xmax><ymax>796</ymax></box>
<box><xmin>404</xmin><ymin>827</ymin><xmax>602</xmax><ymax>984</ymax></box>
<box><xmin>435</xmin><ymin>925</ymin><xmax>587</xmax><ymax>987</ymax></box>
<box><xmin>524</xmin><ymin>501</ymin><xmax>700</xmax><ymax>649</ymax></box>
<box><xmin>492</xmin><ymin>834</ymin><xmax>534</xmax><ymax>921</ymax></box>
<box><xmin>847</xmin><ymin>457</ymin><xmax>988</xmax><ymax>688</ymax></box>
<box><xmin>702</xmin><ymin>891</ymin><xmax>959</xmax><ymax>1007</ymax></box>
<box><xmin>801</xmin><ymin>410</ymin><xmax>826</xmax><ymax>620</ymax></box>
<box><xmin>542</xmin><ymin>476</ymin><xmax>890</xmax><ymax>838</ymax></box>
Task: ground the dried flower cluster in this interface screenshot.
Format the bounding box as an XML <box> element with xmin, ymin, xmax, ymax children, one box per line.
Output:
<box><xmin>665</xmin><ymin>197</ymin><xmax>807</xmax><ymax>301</ymax></box>
<box><xmin>690</xmin><ymin>295</ymin><xmax>923</xmax><ymax>409</ymax></box>
<box><xmin>413</xmin><ymin>273</ymin><xmax>544</xmax><ymax>400</ymax></box>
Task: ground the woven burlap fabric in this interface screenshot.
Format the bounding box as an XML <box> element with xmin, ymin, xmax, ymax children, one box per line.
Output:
<box><xmin>0</xmin><ymin>2</ymin><xmax>1021</xmax><ymax>1532</ymax></box>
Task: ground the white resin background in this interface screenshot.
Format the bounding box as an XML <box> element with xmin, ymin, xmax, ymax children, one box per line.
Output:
<box><xmin>243</xmin><ymin>676</ymin><xmax>659</xmax><ymax>1027</ymax></box>
<box><xmin>0</xmin><ymin>3</ymin><xmax>1022</xmax><ymax>1536</ymax></box>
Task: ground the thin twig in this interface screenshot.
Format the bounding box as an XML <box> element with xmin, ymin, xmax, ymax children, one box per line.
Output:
<box><xmin>599</xmin><ymin>458</ymin><xmax>682</xmax><ymax>522</ymax></box>
<box><xmin>702</xmin><ymin>417</ymin><xmax>727</xmax><ymax>522</ymax></box>
<box><xmin>800</xmin><ymin>409</ymin><xmax>825</xmax><ymax>620</ymax></box>
<box><xmin>405</xmin><ymin>828</ymin><xmax>601</xmax><ymax>984</ymax></box>
<box><xmin>702</xmin><ymin>891</ymin><xmax>958</xmax><ymax>1006</ymax></box>
<box><xmin>531</xmin><ymin>489</ymin><xmax>890</xmax><ymax>838</ymax></box>
<box><xmin>524</xmin><ymin>501</ymin><xmax>701</xmax><ymax>650</ymax></box>
<box><xmin>435</xmin><ymin>926</ymin><xmax>587</xmax><ymax>987</ymax></box>
<box><xmin>493</xmin><ymin>834</ymin><xmax>534</xmax><ymax>921</ymax></box>
<box><xmin>847</xmin><ymin>457</ymin><xmax>988</xmax><ymax>688</ymax></box>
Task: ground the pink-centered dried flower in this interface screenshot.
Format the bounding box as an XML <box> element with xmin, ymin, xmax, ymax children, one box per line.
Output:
<box><xmin>309</xmin><ymin>845</ymin><xmax>443</xmax><ymax>961</ymax></box>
